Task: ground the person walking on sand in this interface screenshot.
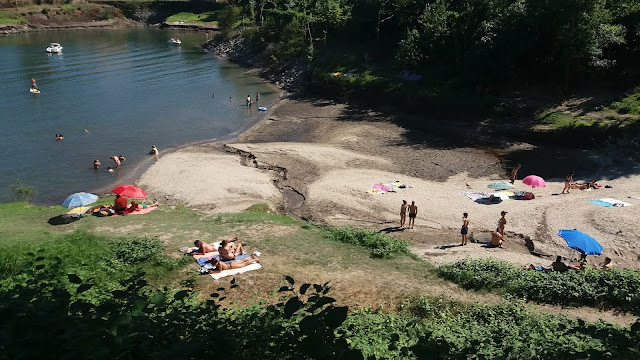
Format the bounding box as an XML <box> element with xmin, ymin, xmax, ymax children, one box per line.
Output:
<box><xmin>561</xmin><ymin>171</ymin><xmax>574</xmax><ymax>194</ymax></box>
<box><xmin>460</xmin><ymin>212</ymin><xmax>469</xmax><ymax>246</ymax></box>
<box><xmin>400</xmin><ymin>200</ymin><xmax>408</xmax><ymax>228</ymax></box>
<box><xmin>510</xmin><ymin>164</ymin><xmax>521</xmax><ymax>184</ymax></box>
<box><xmin>407</xmin><ymin>201</ymin><xmax>418</xmax><ymax>229</ymax></box>
<box><xmin>498</xmin><ymin>211</ymin><xmax>507</xmax><ymax>236</ymax></box>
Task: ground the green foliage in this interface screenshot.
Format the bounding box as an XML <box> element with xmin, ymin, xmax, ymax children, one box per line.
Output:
<box><xmin>609</xmin><ymin>87</ymin><xmax>640</xmax><ymax>114</ymax></box>
<box><xmin>218</xmin><ymin>5</ymin><xmax>243</xmax><ymax>34</ymax></box>
<box><xmin>9</xmin><ymin>179</ymin><xmax>37</xmax><ymax>203</ymax></box>
<box><xmin>326</xmin><ymin>227</ymin><xmax>410</xmax><ymax>258</ymax></box>
<box><xmin>342</xmin><ymin>296</ymin><xmax>640</xmax><ymax>359</ymax></box>
<box><xmin>111</xmin><ymin>236</ymin><xmax>164</xmax><ymax>264</ymax></box>
<box><xmin>246</xmin><ymin>202</ymin><xmax>271</xmax><ymax>213</ymax></box>
<box><xmin>0</xmin><ymin>269</ymin><xmax>361</xmax><ymax>359</ymax></box>
<box><xmin>438</xmin><ymin>258</ymin><xmax>640</xmax><ymax>315</ymax></box>
<box><xmin>166</xmin><ymin>11</ymin><xmax>218</xmax><ymax>24</ymax></box>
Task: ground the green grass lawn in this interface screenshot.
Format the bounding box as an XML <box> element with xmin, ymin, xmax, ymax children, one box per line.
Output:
<box><xmin>0</xmin><ymin>201</ymin><xmax>455</xmax><ymax>307</ymax></box>
<box><xmin>0</xmin><ymin>10</ymin><xmax>27</xmax><ymax>24</ymax></box>
<box><xmin>166</xmin><ymin>11</ymin><xmax>218</xmax><ymax>24</ymax></box>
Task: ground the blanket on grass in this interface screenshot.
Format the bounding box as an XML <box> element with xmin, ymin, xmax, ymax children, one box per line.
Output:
<box><xmin>210</xmin><ymin>263</ymin><xmax>261</xmax><ymax>280</ymax></box>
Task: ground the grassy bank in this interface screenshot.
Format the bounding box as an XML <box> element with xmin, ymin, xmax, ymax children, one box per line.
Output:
<box><xmin>165</xmin><ymin>11</ymin><xmax>217</xmax><ymax>24</ymax></box>
<box><xmin>2</xmin><ymin>202</ymin><xmax>640</xmax><ymax>358</ymax></box>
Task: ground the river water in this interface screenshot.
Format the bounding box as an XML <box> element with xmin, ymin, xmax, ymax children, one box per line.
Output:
<box><xmin>0</xmin><ymin>28</ymin><xmax>278</xmax><ymax>204</ymax></box>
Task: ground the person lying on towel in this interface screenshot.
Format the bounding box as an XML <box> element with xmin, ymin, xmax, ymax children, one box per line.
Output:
<box><xmin>218</xmin><ymin>236</ymin><xmax>247</xmax><ymax>260</ymax></box>
<box><xmin>189</xmin><ymin>240</ymin><xmax>217</xmax><ymax>255</ymax></box>
<box><xmin>207</xmin><ymin>255</ymin><xmax>260</xmax><ymax>273</ymax></box>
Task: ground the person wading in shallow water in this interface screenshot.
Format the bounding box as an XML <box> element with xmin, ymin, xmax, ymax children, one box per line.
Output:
<box><xmin>460</xmin><ymin>212</ymin><xmax>469</xmax><ymax>246</ymax></box>
<box><xmin>407</xmin><ymin>201</ymin><xmax>418</xmax><ymax>229</ymax></box>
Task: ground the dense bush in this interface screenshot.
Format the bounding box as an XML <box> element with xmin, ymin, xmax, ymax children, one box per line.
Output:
<box><xmin>326</xmin><ymin>227</ymin><xmax>411</xmax><ymax>258</ymax></box>
<box><xmin>343</xmin><ymin>296</ymin><xmax>640</xmax><ymax>359</ymax></box>
<box><xmin>9</xmin><ymin>180</ymin><xmax>37</xmax><ymax>203</ymax></box>
<box><xmin>111</xmin><ymin>236</ymin><xmax>164</xmax><ymax>264</ymax></box>
<box><xmin>438</xmin><ymin>258</ymin><xmax>640</xmax><ymax>314</ymax></box>
<box><xmin>0</xmin><ymin>264</ymin><xmax>360</xmax><ymax>360</ymax></box>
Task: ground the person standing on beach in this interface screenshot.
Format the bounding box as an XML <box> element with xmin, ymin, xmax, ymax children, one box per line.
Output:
<box><xmin>498</xmin><ymin>211</ymin><xmax>507</xmax><ymax>236</ymax></box>
<box><xmin>561</xmin><ymin>171</ymin><xmax>574</xmax><ymax>194</ymax></box>
<box><xmin>510</xmin><ymin>164</ymin><xmax>521</xmax><ymax>184</ymax></box>
<box><xmin>408</xmin><ymin>201</ymin><xmax>418</xmax><ymax>229</ymax></box>
<box><xmin>460</xmin><ymin>212</ymin><xmax>469</xmax><ymax>246</ymax></box>
<box><xmin>400</xmin><ymin>200</ymin><xmax>408</xmax><ymax>228</ymax></box>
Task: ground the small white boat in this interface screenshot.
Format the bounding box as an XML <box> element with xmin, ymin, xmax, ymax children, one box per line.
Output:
<box><xmin>167</xmin><ymin>38</ymin><xmax>182</xmax><ymax>45</ymax></box>
<box><xmin>46</xmin><ymin>43</ymin><xmax>63</xmax><ymax>53</ymax></box>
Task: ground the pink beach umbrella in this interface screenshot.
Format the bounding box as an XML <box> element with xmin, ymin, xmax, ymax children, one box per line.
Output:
<box><xmin>522</xmin><ymin>175</ymin><xmax>546</xmax><ymax>189</ymax></box>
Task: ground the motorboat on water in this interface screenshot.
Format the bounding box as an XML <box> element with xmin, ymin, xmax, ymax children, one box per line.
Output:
<box><xmin>46</xmin><ymin>43</ymin><xmax>63</xmax><ymax>53</ymax></box>
<box><xmin>167</xmin><ymin>38</ymin><xmax>182</xmax><ymax>45</ymax></box>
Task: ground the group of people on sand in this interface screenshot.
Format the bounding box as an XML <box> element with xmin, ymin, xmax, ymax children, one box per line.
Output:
<box><xmin>561</xmin><ymin>171</ymin><xmax>600</xmax><ymax>193</ymax></box>
<box><xmin>510</xmin><ymin>164</ymin><xmax>601</xmax><ymax>195</ymax></box>
<box><xmin>187</xmin><ymin>236</ymin><xmax>260</xmax><ymax>273</ymax></box>
<box><xmin>458</xmin><ymin>211</ymin><xmax>508</xmax><ymax>247</ymax></box>
<box><xmin>399</xmin><ymin>200</ymin><xmax>418</xmax><ymax>229</ymax></box>
<box><xmin>530</xmin><ymin>255</ymin><xmax>612</xmax><ymax>272</ymax></box>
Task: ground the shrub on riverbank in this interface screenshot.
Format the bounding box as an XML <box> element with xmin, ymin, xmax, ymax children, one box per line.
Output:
<box><xmin>326</xmin><ymin>227</ymin><xmax>411</xmax><ymax>258</ymax></box>
<box><xmin>438</xmin><ymin>258</ymin><xmax>640</xmax><ymax>315</ymax></box>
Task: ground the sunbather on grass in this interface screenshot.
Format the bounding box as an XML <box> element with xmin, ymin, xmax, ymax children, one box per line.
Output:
<box><xmin>208</xmin><ymin>255</ymin><xmax>260</xmax><ymax>273</ymax></box>
<box><xmin>189</xmin><ymin>240</ymin><xmax>217</xmax><ymax>255</ymax></box>
<box><xmin>218</xmin><ymin>236</ymin><xmax>247</xmax><ymax>260</ymax></box>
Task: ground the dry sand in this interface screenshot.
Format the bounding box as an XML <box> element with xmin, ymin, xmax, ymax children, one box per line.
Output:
<box><xmin>137</xmin><ymin>97</ymin><xmax>640</xmax><ymax>268</ymax></box>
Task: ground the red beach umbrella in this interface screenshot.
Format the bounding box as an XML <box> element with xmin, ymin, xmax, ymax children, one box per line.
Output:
<box><xmin>111</xmin><ymin>184</ymin><xmax>147</xmax><ymax>199</ymax></box>
<box><xmin>522</xmin><ymin>175</ymin><xmax>546</xmax><ymax>190</ymax></box>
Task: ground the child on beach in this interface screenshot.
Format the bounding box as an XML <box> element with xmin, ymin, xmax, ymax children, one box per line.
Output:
<box><xmin>498</xmin><ymin>211</ymin><xmax>507</xmax><ymax>236</ymax></box>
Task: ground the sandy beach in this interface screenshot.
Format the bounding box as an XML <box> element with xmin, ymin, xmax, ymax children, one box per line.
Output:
<box><xmin>137</xmin><ymin>96</ymin><xmax>640</xmax><ymax>269</ymax></box>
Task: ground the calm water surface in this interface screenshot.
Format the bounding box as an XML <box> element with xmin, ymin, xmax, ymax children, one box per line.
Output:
<box><xmin>0</xmin><ymin>28</ymin><xmax>278</xmax><ymax>203</ymax></box>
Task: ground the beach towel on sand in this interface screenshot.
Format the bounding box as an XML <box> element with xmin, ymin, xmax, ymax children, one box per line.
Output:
<box><xmin>368</xmin><ymin>182</ymin><xmax>412</xmax><ymax>194</ymax></box>
<box><xmin>122</xmin><ymin>207</ymin><xmax>158</xmax><ymax>215</ymax></box>
<box><xmin>461</xmin><ymin>192</ymin><xmax>490</xmax><ymax>201</ymax></box>
<box><xmin>590</xmin><ymin>198</ymin><xmax>633</xmax><ymax>207</ymax></box>
<box><xmin>210</xmin><ymin>263</ymin><xmax>261</xmax><ymax>280</ymax></box>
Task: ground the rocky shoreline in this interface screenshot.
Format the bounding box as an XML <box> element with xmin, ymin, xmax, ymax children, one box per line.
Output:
<box><xmin>202</xmin><ymin>36</ymin><xmax>310</xmax><ymax>92</ymax></box>
<box><xmin>0</xmin><ymin>19</ymin><xmax>142</xmax><ymax>35</ymax></box>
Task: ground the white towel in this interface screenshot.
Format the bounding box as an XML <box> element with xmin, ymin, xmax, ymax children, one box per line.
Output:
<box><xmin>599</xmin><ymin>198</ymin><xmax>633</xmax><ymax>207</ymax></box>
<box><xmin>209</xmin><ymin>263</ymin><xmax>262</xmax><ymax>280</ymax></box>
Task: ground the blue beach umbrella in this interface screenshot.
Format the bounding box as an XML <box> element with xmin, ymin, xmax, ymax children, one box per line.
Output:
<box><xmin>488</xmin><ymin>181</ymin><xmax>514</xmax><ymax>190</ymax></box>
<box><xmin>62</xmin><ymin>192</ymin><xmax>99</xmax><ymax>209</ymax></box>
<box><xmin>557</xmin><ymin>229</ymin><xmax>603</xmax><ymax>255</ymax></box>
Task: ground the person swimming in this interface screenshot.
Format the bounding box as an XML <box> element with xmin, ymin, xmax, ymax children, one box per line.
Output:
<box><xmin>93</xmin><ymin>160</ymin><xmax>101</xmax><ymax>169</ymax></box>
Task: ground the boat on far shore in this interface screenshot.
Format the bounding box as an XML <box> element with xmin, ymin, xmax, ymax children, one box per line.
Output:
<box><xmin>167</xmin><ymin>38</ymin><xmax>181</xmax><ymax>45</ymax></box>
<box><xmin>46</xmin><ymin>42</ymin><xmax>63</xmax><ymax>53</ymax></box>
